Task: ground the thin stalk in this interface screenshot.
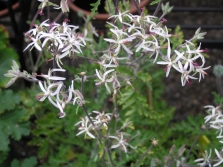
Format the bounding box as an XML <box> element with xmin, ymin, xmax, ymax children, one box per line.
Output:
<box><xmin>129</xmin><ymin>53</ymin><xmax>146</xmax><ymax>66</ymax></box>
<box><xmin>53</xmin><ymin>11</ymin><xmax>63</xmax><ymax>22</ymax></box>
<box><xmin>75</xmin><ymin>55</ymin><xmax>99</xmax><ymax>62</ymax></box>
<box><xmin>158</xmin><ymin>13</ymin><xmax>166</xmax><ymax>21</ymax></box>
<box><xmin>153</xmin><ymin>0</ymin><xmax>164</xmax><ymax>16</ymax></box>
<box><xmin>216</xmin><ymin>77</ymin><xmax>223</xmax><ymax>96</ymax></box>
<box><xmin>81</xmin><ymin>105</ymin><xmax>115</xmax><ymax>167</ymax></box>
<box><xmin>133</xmin><ymin>144</ymin><xmax>154</xmax><ymax>167</ymax></box>
<box><xmin>47</xmin><ymin>5</ymin><xmax>50</xmax><ymax>22</ymax></box>
<box><xmin>34</xmin><ymin>51</ymin><xmax>42</xmax><ymax>71</ymax></box>
<box><xmin>81</xmin><ymin>75</ymin><xmax>84</xmax><ymax>94</ymax></box>
<box><xmin>113</xmin><ymin>93</ymin><xmax>118</xmax><ymax>132</ymax></box>
<box><xmin>28</xmin><ymin>50</ymin><xmax>35</xmax><ymax>72</ymax></box>
<box><xmin>131</xmin><ymin>0</ymin><xmax>142</xmax><ymax>15</ymax></box>
<box><xmin>102</xmin><ymin>151</ymin><xmax>105</xmax><ymax>167</ymax></box>
<box><xmin>21</xmin><ymin>75</ymin><xmax>40</xmax><ymax>83</ymax></box>
<box><xmin>30</xmin><ymin>10</ymin><xmax>40</xmax><ymax>29</ymax></box>
<box><xmin>184</xmin><ymin>128</ymin><xmax>204</xmax><ymax>162</ymax></box>
<box><xmin>112</xmin><ymin>0</ymin><xmax>119</xmax><ymax>14</ymax></box>
<box><xmin>105</xmin><ymin>141</ymin><xmax>115</xmax><ymax>167</ymax></box>
<box><xmin>53</xmin><ymin>53</ymin><xmax>56</xmax><ymax>76</ymax></box>
<box><xmin>81</xmin><ymin>105</ymin><xmax>103</xmax><ymax>143</ymax></box>
<box><xmin>147</xmin><ymin>87</ymin><xmax>152</xmax><ymax>107</ymax></box>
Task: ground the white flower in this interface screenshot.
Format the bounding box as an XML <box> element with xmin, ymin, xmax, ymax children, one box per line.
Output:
<box><xmin>195</xmin><ymin>149</ymin><xmax>212</xmax><ymax>167</ymax></box>
<box><xmin>157</xmin><ymin>39</ymin><xmax>182</xmax><ymax>77</ymax></box>
<box><xmin>104</xmin><ymin>28</ymin><xmax>135</xmax><ymax>54</ymax></box>
<box><xmin>25</xmin><ymin>19</ymin><xmax>49</xmax><ymax>36</ymax></box>
<box><xmin>108</xmin><ymin>10</ymin><xmax>130</xmax><ymax>23</ymax></box>
<box><xmin>195</xmin><ymin>65</ymin><xmax>211</xmax><ymax>82</ymax></box>
<box><xmin>56</xmin><ymin>85</ymin><xmax>73</xmax><ymax>118</ymax></box>
<box><xmin>39</xmin><ymin>31</ymin><xmax>67</xmax><ymax>49</ymax></box>
<box><xmin>150</xmin><ymin>26</ymin><xmax>171</xmax><ymax>39</ymax></box>
<box><xmin>144</xmin><ymin>15</ymin><xmax>157</xmax><ymax>25</ymax></box>
<box><xmin>95</xmin><ymin>69</ymin><xmax>115</xmax><ymax>94</ymax></box>
<box><xmin>210</xmin><ymin>119</ymin><xmax>223</xmax><ymax>137</ymax></box>
<box><xmin>75</xmin><ymin>117</ymin><xmax>95</xmax><ymax>139</ymax></box>
<box><xmin>56</xmin><ymin>100</ymin><xmax>66</xmax><ymax>118</ymax></box>
<box><xmin>92</xmin><ymin>111</ymin><xmax>112</xmax><ymax>130</ymax></box>
<box><xmin>62</xmin><ymin>32</ymin><xmax>85</xmax><ymax>54</ymax></box>
<box><xmin>100</xmin><ymin>52</ymin><xmax>126</xmax><ymax>68</ymax></box>
<box><xmin>204</xmin><ymin>105</ymin><xmax>222</xmax><ymax>123</ymax></box>
<box><xmin>175</xmin><ymin>61</ymin><xmax>198</xmax><ymax>86</ymax></box>
<box><xmin>55</xmin><ymin>0</ymin><xmax>69</xmax><ymax>13</ymax></box>
<box><xmin>213</xmin><ymin>149</ymin><xmax>223</xmax><ymax>167</ymax></box>
<box><xmin>51</xmin><ymin>20</ymin><xmax>79</xmax><ymax>34</ymax></box>
<box><xmin>23</xmin><ymin>36</ymin><xmax>42</xmax><ymax>51</ymax></box>
<box><xmin>108</xmin><ymin>132</ymin><xmax>136</xmax><ymax>153</ymax></box>
<box><xmin>185</xmin><ymin>44</ymin><xmax>206</xmax><ymax>66</ymax></box>
<box><xmin>36</xmin><ymin>81</ymin><xmax>63</xmax><ymax>107</ymax></box>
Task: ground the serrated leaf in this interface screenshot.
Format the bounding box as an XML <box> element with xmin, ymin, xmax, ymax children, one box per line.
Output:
<box><xmin>11</xmin><ymin>122</ymin><xmax>30</xmax><ymax>140</ymax></box>
<box><xmin>0</xmin><ymin>108</ymin><xmax>30</xmax><ymax>151</ymax></box>
<box><xmin>11</xmin><ymin>159</ymin><xmax>20</xmax><ymax>167</ymax></box>
<box><xmin>0</xmin><ymin>130</ymin><xmax>10</xmax><ymax>151</ymax></box>
<box><xmin>21</xmin><ymin>156</ymin><xmax>37</xmax><ymax>167</ymax></box>
<box><xmin>0</xmin><ymin>89</ymin><xmax>21</xmax><ymax>111</ymax></box>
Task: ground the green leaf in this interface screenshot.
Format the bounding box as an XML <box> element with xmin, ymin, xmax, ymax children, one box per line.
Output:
<box><xmin>150</xmin><ymin>0</ymin><xmax>160</xmax><ymax>5</ymax></box>
<box><xmin>11</xmin><ymin>159</ymin><xmax>20</xmax><ymax>167</ymax></box>
<box><xmin>0</xmin><ymin>108</ymin><xmax>30</xmax><ymax>151</ymax></box>
<box><xmin>0</xmin><ymin>130</ymin><xmax>10</xmax><ymax>151</ymax></box>
<box><xmin>11</xmin><ymin>157</ymin><xmax>37</xmax><ymax>167</ymax></box>
<box><xmin>10</xmin><ymin>122</ymin><xmax>30</xmax><ymax>140</ymax></box>
<box><xmin>21</xmin><ymin>156</ymin><xmax>37</xmax><ymax>167</ymax></box>
<box><xmin>90</xmin><ymin>0</ymin><xmax>101</xmax><ymax>16</ymax></box>
<box><xmin>0</xmin><ymin>89</ymin><xmax>20</xmax><ymax>111</ymax></box>
<box><xmin>0</xmin><ymin>150</ymin><xmax>8</xmax><ymax>164</ymax></box>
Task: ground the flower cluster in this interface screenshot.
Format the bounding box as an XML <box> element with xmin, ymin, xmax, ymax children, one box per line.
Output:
<box><xmin>35</xmin><ymin>69</ymin><xmax>86</xmax><ymax>118</ymax></box>
<box><xmin>24</xmin><ymin>19</ymin><xmax>86</xmax><ymax>69</ymax></box>
<box><xmin>97</xmin><ymin>10</ymin><xmax>210</xmax><ymax>89</ymax></box>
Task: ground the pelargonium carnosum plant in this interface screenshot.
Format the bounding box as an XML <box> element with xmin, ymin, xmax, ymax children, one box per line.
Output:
<box><xmin>4</xmin><ymin>0</ymin><xmax>223</xmax><ymax>166</ymax></box>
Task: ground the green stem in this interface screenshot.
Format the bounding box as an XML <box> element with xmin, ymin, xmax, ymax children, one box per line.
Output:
<box><xmin>133</xmin><ymin>144</ymin><xmax>154</xmax><ymax>167</ymax></box>
<box><xmin>81</xmin><ymin>75</ymin><xmax>84</xmax><ymax>94</ymax></box>
<box><xmin>184</xmin><ymin>128</ymin><xmax>204</xmax><ymax>162</ymax></box>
